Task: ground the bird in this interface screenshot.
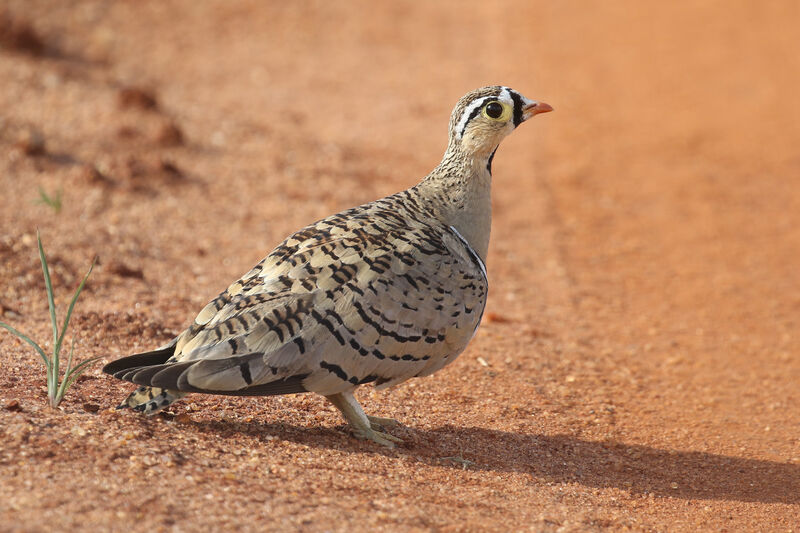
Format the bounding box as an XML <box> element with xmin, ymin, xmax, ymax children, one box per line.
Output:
<box><xmin>103</xmin><ymin>86</ymin><xmax>552</xmax><ymax>447</ymax></box>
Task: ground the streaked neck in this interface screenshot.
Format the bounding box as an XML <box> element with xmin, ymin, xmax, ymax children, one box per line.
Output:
<box><xmin>418</xmin><ymin>146</ymin><xmax>494</xmax><ymax>261</ymax></box>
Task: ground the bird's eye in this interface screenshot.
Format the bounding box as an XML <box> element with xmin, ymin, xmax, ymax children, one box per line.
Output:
<box><xmin>484</xmin><ymin>101</ymin><xmax>504</xmax><ymax>120</ymax></box>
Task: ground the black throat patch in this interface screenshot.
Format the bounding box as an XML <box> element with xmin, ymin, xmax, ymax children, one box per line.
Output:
<box><xmin>509</xmin><ymin>90</ymin><xmax>524</xmax><ymax>127</ymax></box>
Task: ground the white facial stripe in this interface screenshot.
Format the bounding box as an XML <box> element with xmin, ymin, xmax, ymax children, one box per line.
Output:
<box><xmin>455</xmin><ymin>96</ymin><xmax>492</xmax><ymax>139</ymax></box>
<box><xmin>501</xmin><ymin>87</ymin><xmax>535</xmax><ymax>106</ymax></box>
<box><xmin>499</xmin><ymin>87</ymin><xmax>514</xmax><ymax>106</ymax></box>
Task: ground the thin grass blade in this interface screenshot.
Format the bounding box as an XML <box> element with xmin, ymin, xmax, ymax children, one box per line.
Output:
<box><xmin>61</xmin><ymin>356</ymin><xmax>102</xmax><ymax>395</ymax></box>
<box><xmin>54</xmin><ymin>337</ymin><xmax>77</xmax><ymax>404</ymax></box>
<box><xmin>36</xmin><ymin>230</ymin><xmax>60</xmax><ymax>352</ymax></box>
<box><xmin>0</xmin><ymin>321</ymin><xmax>52</xmax><ymax>370</ymax></box>
<box><xmin>56</xmin><ymin>258</ymin><xmax>95</xmax><ymax>353</ymax></box>
<box><xmin>65</xmin><ymin>336</ymin><xmax>75</xmax><ymax>374</ymax></box>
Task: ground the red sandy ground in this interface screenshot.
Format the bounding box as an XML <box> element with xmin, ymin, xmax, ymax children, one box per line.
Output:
<box><xmin>1</xmin><ymin>1</ymin><xmax>798</xmax><ymax>531</ymax></box>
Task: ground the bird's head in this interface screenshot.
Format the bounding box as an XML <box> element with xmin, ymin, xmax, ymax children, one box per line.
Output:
<box><xmin>448</xmin><ymin>86</ymin><xmax>552</xmax><ymax>157</ymax></box>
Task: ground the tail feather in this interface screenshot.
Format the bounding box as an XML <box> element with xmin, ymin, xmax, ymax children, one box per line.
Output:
<box><xmin>104</xmin><ymin>341</ymin><xmax>310</xmax><ymax>413</ymax></box>
<box><xmin>105</xmin><ymin>342</ymin><xmax>185</xmax><ymax>414</ymax></box>
<box><xmin>128</xmin><ymin>362</ymin><xmax>194</xmax><ymax>387</ymax></box>
<box><xmin>118</xmin><ymin>386</ymin><xmax>186</xmax><ymax>415</ymax></box>
<box><xmin>103</xmin><ymin>343</ymin><xmax>176</xmax><ymax>375</ymax></box>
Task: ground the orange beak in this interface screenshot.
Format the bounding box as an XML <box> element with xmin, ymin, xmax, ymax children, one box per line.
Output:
<box><xmin>522</xmin><ymin>101</ymin><xmax>554</xmax><ymax>121</ymax></box>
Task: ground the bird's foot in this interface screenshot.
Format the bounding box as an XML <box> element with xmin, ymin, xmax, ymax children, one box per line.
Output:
<box><xmin>326</xmin><ymin>392</ymin><xmax>404</xmax><ymax>448</ymax></box>
<box><xmin>367</xmin><ymin>415</ymin><xmax>400</xmax><ymax>430</ymax></box>
<box><xmin>352</xmin><ymin>426</ymin><xmax>404</xmax><ymax>448</ymax></box>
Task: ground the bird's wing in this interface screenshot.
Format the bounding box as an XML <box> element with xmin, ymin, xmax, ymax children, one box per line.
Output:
<box><xmin>126</xmin><ymin>205</ymin><xmax>487</xmax><ymax>395</ymax></box>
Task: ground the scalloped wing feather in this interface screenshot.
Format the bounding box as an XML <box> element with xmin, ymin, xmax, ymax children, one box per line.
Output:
<box><xmin>115</xmin><ymin>193</ymin><xmax>487</xmax><ymax>396</ymax></box>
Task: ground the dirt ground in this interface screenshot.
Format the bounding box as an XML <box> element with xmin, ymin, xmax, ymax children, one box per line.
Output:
<box><xmin>1</xmin><ymin>1</ymin><xmax>798</xmax><ymax>531</ymax></box>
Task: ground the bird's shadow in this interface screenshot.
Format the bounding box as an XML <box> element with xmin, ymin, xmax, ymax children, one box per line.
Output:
<box><xmin>178</xmin><ymin>416</ymin><xmax>798</xmax><ymax>505</ymax></box>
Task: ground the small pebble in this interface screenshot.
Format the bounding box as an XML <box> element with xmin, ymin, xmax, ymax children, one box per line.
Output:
<box><xmin>156</xmin><ymin>122</ymin><xmax>184</xmax><ymax>147</ymax></box>
<box><xmin>14</xmin><ymin>129</ymin><xmax>45</xmax><ymax>156</ymax></box>
<box><xmin>4</xmin><ymin>399</ymin><xmax>22</xmax><ymax>412</ymax></box>
<box><xmin>118</xmin><ymin>86</ymin><xmax>158</xmax><ymax>110</ymax></box>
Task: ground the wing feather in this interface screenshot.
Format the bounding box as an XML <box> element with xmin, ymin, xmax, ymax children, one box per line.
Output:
<box><xmin>105</xmin><ymin>193</ymin><xmax>488</xmax><ymax>397</ymax></box>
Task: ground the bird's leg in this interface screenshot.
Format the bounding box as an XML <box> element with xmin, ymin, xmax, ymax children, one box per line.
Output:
<box><xmin>325</xmin><ymin>391</ymin><xmax>403</xmax><ymax>448</ymax></box>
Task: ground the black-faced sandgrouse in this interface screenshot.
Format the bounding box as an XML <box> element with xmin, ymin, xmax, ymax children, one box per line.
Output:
<box><xmin>104</xmin><ymin>86</ymin><xmax>552</xmax><ymax>447</ymax></box>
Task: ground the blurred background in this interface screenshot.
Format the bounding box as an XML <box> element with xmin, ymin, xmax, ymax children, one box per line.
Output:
<box><xmin>1</xmin><ymin>1</ymin><xmax>798</xmax><ymax>530</ymax></box>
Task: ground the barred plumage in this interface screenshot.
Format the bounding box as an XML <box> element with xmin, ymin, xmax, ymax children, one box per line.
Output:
<box><xmin>104</xmin><ymin>86</ymin><xmax>552</xmax><ymax>446</ymax></box>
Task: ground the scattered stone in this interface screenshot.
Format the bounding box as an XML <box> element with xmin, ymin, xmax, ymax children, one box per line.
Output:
<box><xmin>0</xmin><ymin>301</ymin><xmax>22</xmax><ymax>319</ymax></box>
<box><xmin>484</xmin><ymin>312</ymin><xmax>510</xmax><ymax>323</ymax></box>
<box><xmin>117</xmin><ymin>86</ymin><xmax>158</xmax><ymax>111</ymax></box>
<box><xmin>117</xmin><ymin>155</ymin><xmax>147</xmax><ymax>181</ymax></box>
<box><xmin>82</xmin><ymin>402</ymin><xmax>100</xmax><ymax>413</ymax></box>
<box><xmin>106</xmin><ymin>259</ymin><xmax>144</xmax><ymax>279</ymax></box>
<box><xmin>13</xmin><ymin>129</ymin><xmax>45</xmax><ymax>156</ymax></box>
<box><xmin>116</xmin><ymin>126</ymin><xmax>141</xmax><ymax>140</ymax></box>
<box><xmin>4</xmin><ymin>399</ymin><xmax>22</xmax><ymax>412</ymax></box>
<box><xmin>75</xmin><ymin>163</ymin><xmax>111</xmax><ymax>186</ymax></box>
<box><xmin>156</xmin><ymin>121</ymin><xmax>184</xmax><ymax>147</ymax></box>
<box><xmin>109</xmin><ymin>155</ymin><xmax>183</xmax><ymax>190</ymax></box>
<box><xmin>157</xmin><ymin>158</ymin><xmax>182</xmax><ymax>178</ymax></box>
<box><xmin>0</xmin><ymin>11</ymin><xmax>45</xmax><ymax>56</ymax></box>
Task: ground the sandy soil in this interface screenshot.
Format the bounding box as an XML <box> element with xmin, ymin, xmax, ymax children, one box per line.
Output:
<box><xmin>1</xmin><ymin>1</ymin><xmax>798</xmax><ymax>531</ymax></box>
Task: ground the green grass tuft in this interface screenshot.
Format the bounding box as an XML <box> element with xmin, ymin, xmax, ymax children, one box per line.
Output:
<box><xmin>35</xmin><ymin>187</ymin><xmax>63</xmax><ymax>214</ymax></box>
<box><xmin>0</xmin><ymin>231</ymin><xmax>99</xmax><ymax>408</ymax></box>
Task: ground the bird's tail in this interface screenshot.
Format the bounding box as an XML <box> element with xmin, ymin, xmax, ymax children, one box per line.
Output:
<box><xmin>105</xmin><ymin>341</ymin><xmax>186</xmax><ymax>414</ymax></box>
<box><xmin>117</xmin><ymin>385</ymin><xmax>186</xmax><ymax>415</ymax></box>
